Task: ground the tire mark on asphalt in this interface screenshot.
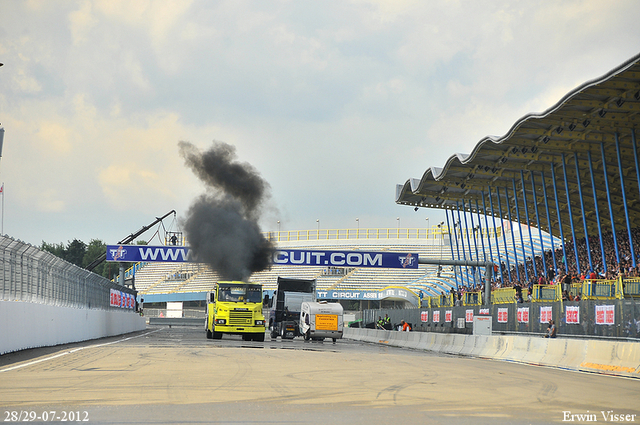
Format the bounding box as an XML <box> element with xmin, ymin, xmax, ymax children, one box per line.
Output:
<box><xmin>0</xmin><ymin>329</ymin><xmax>162</xmax><ymax>374</ymax></box>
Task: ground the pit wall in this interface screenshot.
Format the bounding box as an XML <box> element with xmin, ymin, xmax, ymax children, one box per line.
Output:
<box><xmin>344</xmin><ymin>327</ymin><xmax>640</xmax><ymax>378</ymax></box>
<box><xmin>0</xmin><ymin>301</ymin><xmax>147</xmax><ymax>355</ymax></box>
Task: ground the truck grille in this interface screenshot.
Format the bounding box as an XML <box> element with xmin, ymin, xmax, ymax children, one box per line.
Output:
<box><xmin>229</xmin><ymin>311</ymin><xmax>253</xmax><ymax>325</ymax></box>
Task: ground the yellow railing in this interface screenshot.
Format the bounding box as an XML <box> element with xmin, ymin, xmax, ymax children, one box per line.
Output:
<box><xmin>491</xmin><ymin>287</ymin><xmax>516</xmax><ymax>304</ymax></box>
<box><xmin>622</xmin><ymin>278</ymin><xmax>640</xmax><ymax>297</ymax></box>
<box><xmin>532</xmin><ymin>284</ymin><xmax>561</xmax><ymax>302</ymax></box>
<box><xmin>580</xmin><ymin>279</ymin><xmax>623</xmax><ymax>300</ymax></box>
<box><xmin>463</xmin><ymin>291</ymin><xmax>482</xmax><ymax>306</ymax></box>
<box><xmin>264</xmin><ymin>226</ymin><xmax>501</xmax><ymax>242</ymax></box>
<box><xmin>428</xmin><ymin>293</ymin><xmax>453</xmax><ymax>308</ymax></box>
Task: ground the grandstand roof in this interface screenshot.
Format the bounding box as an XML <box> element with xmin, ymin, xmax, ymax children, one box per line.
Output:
<box><xmin>396</xmin><ymin>53</ymin><xmax>640</xmax><ymax>240</ymax></box>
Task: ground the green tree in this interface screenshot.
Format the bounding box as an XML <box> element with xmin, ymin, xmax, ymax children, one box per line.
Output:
<box><xmin>40</xmin><ymin>241</ymin><xmax>65</xmax><ymax>258</ymax></box>
<box><xmin>65</xmin><ymin>239</ymin><xmax>87</xmax><ymax>267</ymax></box>
<box><xmin>83</xmin><ymin>239</ymin><xmax>108</xmax><ymax>278</ymax></box>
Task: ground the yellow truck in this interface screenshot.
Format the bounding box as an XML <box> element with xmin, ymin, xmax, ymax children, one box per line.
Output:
<box><xmin>206</xmin><ymin>281</ymin><xmax>266</xmax><ymax>341</ymax></box>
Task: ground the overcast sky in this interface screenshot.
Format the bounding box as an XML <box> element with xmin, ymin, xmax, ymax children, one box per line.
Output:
<box><xmin>1</xmin><ymin>0</ymin><xmax>639</xmax><ymax>247</ymax></box>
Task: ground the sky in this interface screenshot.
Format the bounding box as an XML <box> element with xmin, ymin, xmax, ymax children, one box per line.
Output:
<box><xmin>1</xmin><ymin>0</ymin><xmax>639</xmax><ymax>247</ymax></box>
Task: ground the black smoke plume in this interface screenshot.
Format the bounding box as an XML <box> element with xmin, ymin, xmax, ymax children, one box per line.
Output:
<box><xmin>179</xmin><ymin>141</ymin><xmax>274</xmax><ymax>281</ymax></box>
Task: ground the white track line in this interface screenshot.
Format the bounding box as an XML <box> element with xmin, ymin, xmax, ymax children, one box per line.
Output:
<box><xmin>0</xmin><ymin>329</ymin><xmax>162</xmax><ymax>373</ymax></box>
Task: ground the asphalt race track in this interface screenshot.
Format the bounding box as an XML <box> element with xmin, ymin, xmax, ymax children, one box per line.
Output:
<box><xmin>1</xmin><ymin>326</ymin><xmax>639</xmax><ymax>424</ymax></box>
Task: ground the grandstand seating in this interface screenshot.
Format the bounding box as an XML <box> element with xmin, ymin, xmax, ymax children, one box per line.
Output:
<box><xmin>132</xmin><ymin>226</ymin><xmax>558</xmax><ymax>300</ymax></box>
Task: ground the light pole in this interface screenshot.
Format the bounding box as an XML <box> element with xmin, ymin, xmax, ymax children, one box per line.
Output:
<box><xmin>425</xmin><ymin>217</ymin><xmax>430</xmax><ymax>238</ymax></box>
<box><xmin>356</xmin><ymin>218</ymin><xmax>359</xmax><ymax>238</ymax></box>
<box><xmin>316</xmin><ymin>219</ymin><xmax>320</xmax><ymax>239</ymax></box>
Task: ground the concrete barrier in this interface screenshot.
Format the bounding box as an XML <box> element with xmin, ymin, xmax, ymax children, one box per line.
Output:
<box><xmin>0</xmin><ymin>300</ymin><xmax>146</xmax><ymax>355</ymax></box>
<box><xmin>344</xmin><ymin>328</ymin><xmax>640</xmax><ymax>378</ymax></box>
<box><xmin>148</xmin><ymin>317</ymin><xmax>204</xmax><ymax>326</ymax></box>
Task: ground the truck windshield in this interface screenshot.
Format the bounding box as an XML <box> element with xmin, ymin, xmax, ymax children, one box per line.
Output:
<box><xmin>218</xmin><ymin>285</ymin><xmax>262</xmax><ymax>303</ymax></box>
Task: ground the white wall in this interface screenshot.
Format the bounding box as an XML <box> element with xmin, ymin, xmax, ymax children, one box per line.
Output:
<box><xmin>0</xmin><ymin>301</ymin><xmax>147</xmax><ymax>355</ymax></box>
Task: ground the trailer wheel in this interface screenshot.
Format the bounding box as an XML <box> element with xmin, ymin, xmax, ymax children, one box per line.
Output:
<box><xmin>332</xmin><ymin>338</ymin><xmax>337</xmax><ymax>343</ymax></box>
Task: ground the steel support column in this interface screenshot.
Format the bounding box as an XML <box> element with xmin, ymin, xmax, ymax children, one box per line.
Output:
<box><xmin>561</xmin><ymin>153</ymin><xmax>580</xmax><ymax>275</ymax></box>
<box><xmin>504</xmin><ymin>185</ymin><xmax>521</xmax><ymax>283</ymax></box>
<box><xmin>445</xmin><ymin>209</ymin><xmax>459</xmax><ymax>289</ymax></box>
<box><xmin>520</xmin><ymin>170</ymin><xmax>537</xmax><ymax>277</ymax></box>
<box><xmin>587</xmin><ymin>150</ymin><xmax>607</xmax><ymax>274</ymax></box>
<box><xmin>513</xmin><ymin>179</ymin><xmax>529</xmax><ymax>282</ymax></box>
<box><xmin>488</xmin><ymin>186</ymin><xmax>504</xmax><ymax>284</ymax></box>
<box><xmin>574</xmin><ymin>153</ymin><xmax>593</xmax><ymax>272</ymax></box>
<box><xmin>456</xmin><ymin>202</ymin><xmax>469</xmax><ymax>286</ymax></box>
<box><xmin>550</xmin><ymin>163</ymin><xmax>568</xmax><ymax>273</ymax></box>
<box><xmin>496</xmin><ymin>186</ymin><xmax>512</xmax><ymax>283</ymax></box>
<box><xmin>540</xmin><ymin>171</ymin><xmax>557</xmax><ymax>277</ymax></box>
<box><xmin>530</xmin><ymin>171</ymin><xmax>548</xmax><ymax>278</ymax></box>
<box><xmin>476</xmin><ymin>199</ymin><xmax>488</xmax><ymax>262</ymax></box>
<box><xmin>600</xmin><ymin>142</ymin><xmax>619</xmax><ymax>265</ymax></box>
<box><xmin>615</xmin><ymin>132</ymin><xmax>636</xmax><ymax>268</ymax></box>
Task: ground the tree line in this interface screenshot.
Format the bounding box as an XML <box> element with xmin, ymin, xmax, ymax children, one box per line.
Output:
<box><xmin>40</xmin><ymin>239</ymin><xmax>147</xmax><ymax>280</ymax></box>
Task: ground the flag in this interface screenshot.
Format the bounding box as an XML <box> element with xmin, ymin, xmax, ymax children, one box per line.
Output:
<box><xmin>0</xmin><ymin>184</ymin><xmax>3</xmax><ymax>193</ymax></box>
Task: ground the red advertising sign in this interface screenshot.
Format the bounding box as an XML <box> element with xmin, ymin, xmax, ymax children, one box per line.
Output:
<box><xmin>421</xmin><ymin>311</ymin><xmax>429</xmax><ymax>322</ymax></box>
<box><xmin>497</xmin><ymin>308</ymin><xmax>508</xmax><ymax>323</ymax></box>
<box><xmin>517</xmin><ymin>307</ymin><xmax>529</xmax><ymax>323</ymax></box>
<box><xmin>566</xmin><ymin>306</ymin><xmax>580</xmax><ymax>324</ymax></box>
<box><xmin>595</xmin><ymin>305</ymin><xmax>615</xmax><ymax>325</ymax></box>
<box><xmin>466</xmin><ymin>309</ymin><xmax>474</xmax><ymax>323</ymax></box>
<box><xmin>445</xmin><ymin>310</ymin><xmax>452</xmax><ymax>323</ymax></box>
<box><xmin>433</xmin><ymin>311</ymin><xmax>440</xmax><ymax>323</ymax></box>
<box><xmin>540</xmin><ymin>306</ymin><xmax>553</xmax><ymax>323</ymax></box>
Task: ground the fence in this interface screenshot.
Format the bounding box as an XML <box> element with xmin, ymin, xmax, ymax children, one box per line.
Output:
<box><xmin>265</xmin><ymin>226</ymin><xmax>501</xmax><ymax>242</ymax></box>
<box><xmin>364</xmin><ymin>298</ymin><xmax>640</xmax><ymax>339</ymax></box>
<box><xmin>0</xmin><ymin>235</ymin><xmax>136</xmax><ymax>310</ymax></box>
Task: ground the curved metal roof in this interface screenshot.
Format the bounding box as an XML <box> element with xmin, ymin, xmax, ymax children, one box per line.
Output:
<box><xmin>396</xmin><ymin>53</ymin><xmax>640</xmax><ymax>241</ymax></box>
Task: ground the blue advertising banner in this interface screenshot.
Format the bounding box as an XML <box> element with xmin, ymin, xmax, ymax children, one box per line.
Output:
<box><xmin>106</xmin><ymin>245</ymin><xmax>191</xmax><ymax>263</ymax></box>
<box><xmin>106</xmin><ymin>245</ymin><xmax>418</xmax><ymax>269</ymax></box>
<box><xmin>316</xmin><ymin>287</ymin><xmax>420</xmax><ymax>306</ymax></box>
<box><xmin>273</xmin><ymin>249</ymin><xmax>418</xmax><ymax>269</ymax></box>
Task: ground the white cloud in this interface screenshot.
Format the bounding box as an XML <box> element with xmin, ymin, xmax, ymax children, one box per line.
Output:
<box><xmin>1</xmin><ymin>0</ymin><xmax>639</xmax><ymax>245</ymax></box>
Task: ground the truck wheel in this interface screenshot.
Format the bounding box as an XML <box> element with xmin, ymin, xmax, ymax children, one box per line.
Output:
<box><xmin>254</xmin><ymin>332</ymin><xmax>265</xmax><ymax>342</ymax></box>
<box><xmin>332</xmin><ymin>338</ymin><xmax>337</xmax><ymax>343</ymax></box>
<box><xmin>206</xmin><ymin>329</ymin><xmax>213</xmax><ymax>339</ymax></box>
<box><xmin>303</xmin><ymin>331</ymin><xmax>310</xmax><ymax>341</ymax></box>
<box><xmin>212</xmin><ymin>330</ymin><xmax>222</xmax><ymax>339</ymax></box>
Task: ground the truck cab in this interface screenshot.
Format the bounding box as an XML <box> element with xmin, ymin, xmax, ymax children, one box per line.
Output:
<box><xmin>206</xmin><ymin>281</ymin><xmax>266</xmax><ymax>341</ymax></box>
<box><xmin>267</xmin><ymin>277</ymin><xmax>316</xmax><ymax>339</ymax></box>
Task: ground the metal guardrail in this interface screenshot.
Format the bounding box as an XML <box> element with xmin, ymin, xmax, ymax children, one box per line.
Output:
<box><xmin>581</xmin><ymin>279</ymin><xmax>622</xmax><ymax>300</ymax></box>
<box><xmin>491</xmin><ymin>287</ymin><xmax>516</xmax><ymax>304</ymax></box>
<box><xmin>428</xmin><ymin>293</ymin><xmax>453</xmax><ymax>308</ymax></box>
<box><xmin>623</xmin><ymin>279</ymin><xmax>640</xmax><ymax>297</ymax></box>
<box><xmin>0</xmin><ymin>235</ymin><xmax>136</xmax><ymax>310</ymax></box>
<box><xmin>463</xmin><ymin>291</ymin><xmax>482</xmax><ymax>306</ymax></box>
<box><xmin>264</xmin><ymin>227</ymin><xmax>500</xmax><ymax>242</ymax></box>
<box><xmin>532</xmin><ymin>284</ymin><xmax>561</xmax><ymax>302</ymax></box>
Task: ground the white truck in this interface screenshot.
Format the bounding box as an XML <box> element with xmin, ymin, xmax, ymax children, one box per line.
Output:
<box><xmin>299</xmin><ymin>301</ymin><xmax>344</xmax><ymax>342</ymax></box>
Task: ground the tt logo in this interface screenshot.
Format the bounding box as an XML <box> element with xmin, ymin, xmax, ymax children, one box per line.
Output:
<box><xmin>110</xmin><ymin>247</ymin><xmax>127</xmax><ymax>261</ymax></box>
